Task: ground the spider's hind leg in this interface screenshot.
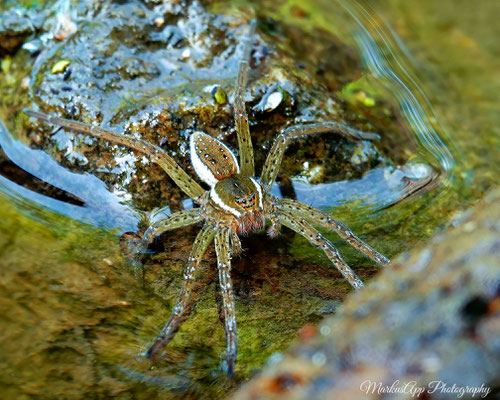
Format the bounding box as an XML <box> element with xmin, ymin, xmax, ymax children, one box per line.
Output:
<box><xmin>215</xmin><ymin>228</ymin><xmax>238</xmax><ymax>376</ymax></box>
<box><xmin>279</xmin><ymin>199</ymin><xmax>390</xmax><ymax>266</ymax></box>
<box><xmin>278</xmin><ymin>210</ymin><xmax>364</xmax><ymax>290</ymax></box>
<box><xmin>145</xmin><ymin>224</ymin><xmax>215</xmax><ymax>360</ymax></box>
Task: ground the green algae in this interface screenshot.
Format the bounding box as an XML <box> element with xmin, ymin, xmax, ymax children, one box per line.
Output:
<box><xmin>0</xmin><ymin>1</ymin><xmax>47</xmax><ymax>11</ymax></box>
<box><xmin>0</xmin><ymin>50</ymin><xmax>32</xmax><ymax>139</ymax></box>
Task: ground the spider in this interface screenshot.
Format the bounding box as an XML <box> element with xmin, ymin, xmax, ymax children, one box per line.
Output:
<box><xmin>25</xmin><ymin>20</ymin><xmax>389</xmax><ymax>376</ymax></box>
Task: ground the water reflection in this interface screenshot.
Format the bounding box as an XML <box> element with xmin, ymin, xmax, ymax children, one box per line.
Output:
<box><xmin>0</xmin><ymin>118</ymin><xmax>139</xmax><ymax>232</ymax></box>
<box><xmin>339</xmin><ymin>0</ymin><xmax>456</xmax><ymax>177</ymax></box>
<box><xmin>269</xmin><ymin>161</ymin><xmax>439</xmax><ymax>212</ymax></box>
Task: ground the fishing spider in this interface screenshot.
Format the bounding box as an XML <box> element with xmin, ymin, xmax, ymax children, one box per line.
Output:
<box><xmin>26</xmin><ymin>20</ymin><xmax>389</xmax><ymax>376</ymax></box>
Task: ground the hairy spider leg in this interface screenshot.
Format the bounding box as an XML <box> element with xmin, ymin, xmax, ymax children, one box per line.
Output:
<box><xmin>277</xmin><ymin>210</ymin><xmax>364</xmax><ymax>290</ymax></box>
<box><xmin>133</xmin><ymin>209</ymin><xmax>204</xmax><ymax>273</ymax></box>
<box><xmin>230</xmin><ymin>230</ymin><xmax>243</xmax><ymax>256</ymax></box>
<box><xmin>146</xmin><ymin>224</ymin><xmax>215</xmax><ymax>359</ymax></box>
<box><xmin>233</xmin><ymin>19</ymin><xmax>257</xmax><ymax>176</ymax></box>
<box><xmin>279</xmin><ymin>199</ymin><xmax>390</xmax><ymax>266</ymax></box>
<box><xmin>24</xmin><ymin>110</ymin><xmax>205</xmax><ymax>200</ymax></box>
<box><xmin>214</xmin><ymin>228</ymin><xmax>238</xmax><ymax>376</ymax></box>
<box><xmin>260</xmin><ymin>121</ymin><xmax>380</xmax><ymax>192</ymax></box>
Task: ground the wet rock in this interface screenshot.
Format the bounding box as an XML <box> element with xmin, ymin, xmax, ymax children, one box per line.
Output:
<box><xmin>233</xmin><ymin>187</ymin><xmax>500</xmax><ymax>399</ymax></box>
<box><xmin>0</xmin><ymin>7</ymin><xmax>40</xmax><ymax>55</ymax></box>
<box><xmin>16</xmin><ymin>0</ymin><xmax>415</xmax><ymax>212</ymax></box>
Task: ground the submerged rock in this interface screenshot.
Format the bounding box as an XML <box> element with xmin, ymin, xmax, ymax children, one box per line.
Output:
<box><xmin>233</xmin><ymin>187</ymin><xmax>500</xmax><ymax>399</ymax></box>
<box><xmin>0</xmin><ymin>7</ymin><xmax>40</xmax><ymax>55</ymax></box>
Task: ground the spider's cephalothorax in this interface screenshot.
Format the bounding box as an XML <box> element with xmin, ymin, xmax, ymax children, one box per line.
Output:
<box><xmin>26</xmin><ymin>19</ymin><xmax>390</xmax><ymax>377</ymax></box>
<box><xmin>210</xmin><ymin>175</ymin><xmax>265</xmax><ymax>234</ymax></box>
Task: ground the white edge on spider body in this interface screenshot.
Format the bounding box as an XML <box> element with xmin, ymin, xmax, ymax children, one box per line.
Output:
<box><xmin>189</xmin><ymin>131</ymin><xmax>239</xmax><ymax>187</ymax></box>
<box><xmin>190</xmin><ymin>131</ymin><xmax>265</xmax><ymax>220</ymax></box>
<box><xmin>209</xmin><ymin>187</ymin><xmax>242</xmax><ymax>218</ymax></box>
<box><xmin>249</xmin><ymin>177</ymin><xmax>264</xmax><ymax>209</ymax></box>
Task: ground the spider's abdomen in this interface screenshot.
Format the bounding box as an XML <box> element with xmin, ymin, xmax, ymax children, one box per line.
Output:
<box><xmin>190</xmin><ymin>131</ymin><xmax>239</xmax><ymax>186</ymax></box>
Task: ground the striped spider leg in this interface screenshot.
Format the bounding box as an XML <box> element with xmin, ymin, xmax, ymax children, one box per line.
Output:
<box><xmin>233</xmin><ymin>19</ymin><xmax>257</xmax><ymax>176</ymax></box>
<box><xmin>132</xmin><ymin>208</ymin><xmax>204</xmax><ymax>275</ymax></box>
<box><xmin>146</xmin><ymin>224</ymin><xmax>215</xmax><ymax>360</ymax></box>
<box><xmin>136</xmin><ymin>209</ymin><xmax>204</xmax><ymax>257</ymax></box>
<box><xmin>259</xmin><ymin>122</ymin><xmax>389</xmax><ymax>289</ymax></box>
<box><xmin>260</xmin><ymin>121</ymin><xmax>380</xmax><ymax>192</ymax></box>
<box><xmin>277</xmin><ymin>208</ymin><xmax>364</xmax><ymax>289</ymax></box>
<box><xmin>278</xmin><ymin>199</ymin><xmax>390</xmax><ymax>267</ymax></box>
<box><xmin>214</xmin><ymin>228</ymin><xmax>238</xmax><ymax>375</ymax></box>
<box><xmin>24</xmin><ymin>110</ymin><xmax>205</xmax><ymax>200</ymax></box>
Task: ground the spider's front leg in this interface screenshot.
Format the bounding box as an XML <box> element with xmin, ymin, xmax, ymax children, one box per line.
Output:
<box><xmin>131</xmin><ymin>208</ymin><xmax>204</xmax><ymax>276</ymax></box>
<box><xmin>233</xmin><ymin>19</ymin><xmax>257</xmax><ymax>176</ymax></box>
<box><xmin>279</xmin><ymin>199</ymin><xmax>390</xmax><ymax>266</ymax></box>
<box><xmin>230</xmin><ymin>231</ymin><xmax>243</xmax><ymax>256</ymax></box>
<box><xmin>214</xmin><ymin>227</ymin><xmax>238</xmax><ymax>376</ymax></box>
<box><xmin>278</xmin><ymin>209</ymin><xmax>364</xmax><ymax>290</ymax></box>
<box><xmin>145</xmin><ymin>224</ymin><xmax>215</xmax><ymax>359</ymax></box>
<box><xmin>260</xmin><ymin>122</ymin><xmax>380</xmax><ymax>192</ymax></box>
<box><xmin>25</xmin><ymin>110</ymin><xmax>205</xmax><ymax>200</ymax></box>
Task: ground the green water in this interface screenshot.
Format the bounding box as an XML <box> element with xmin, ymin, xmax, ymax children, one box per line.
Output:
<box><xmin>0</xmin><ymin>0</ymin><xmax>498</xmax><ymax>398</ymax></box>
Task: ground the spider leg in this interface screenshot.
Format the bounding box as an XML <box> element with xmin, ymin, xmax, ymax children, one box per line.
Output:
<box><xmin>25</xmin><ymin>109</ymin><xmax>205</xmax><ymax>200</ymax></box>
<box><xmin>233</xmin><ymin>19</ymin><xmax>257</xmax><ymax>176</ymax></box>
<box><xmin>260</xmin><ymin>122</ymin><xmax>380</xmax><ymax>192</ymax></box>
<box><xmin>214</xmin><ymin>228</ymin><xmax>238</xmax><ymax>376</ymax></box>
<box><xmin>279</xmin><ymin>199</ymin><xmax>390</xmax><ymax>266</ymax></box>
<box><xmin>230</xmin><ymin>230</ymin><xmax>243</xmax><ymax>256</ymax></box>
<box><xmin>133</xmin><ymin>208</ymin><xmax>204</xmax><ymax>273</ymax></box>
<box><xmin>145</xmin><ymin>224</ymin><xmax>215</xmax><ymax>359</ymax></box>
<box><xmin>278</xmin><ymin>210</ymin><xmax>364</xmax><ymax>290</ymax></box>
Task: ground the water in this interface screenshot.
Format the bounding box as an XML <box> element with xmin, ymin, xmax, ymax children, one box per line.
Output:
<box><xmin>0</xmin><ymin>0</ymin><xmax>498</xmax><ymax>398</ymax></box>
